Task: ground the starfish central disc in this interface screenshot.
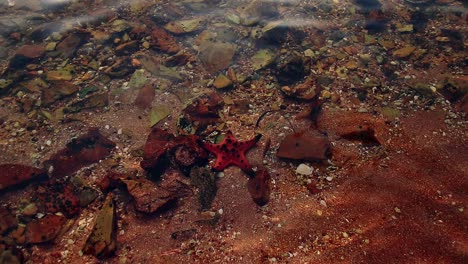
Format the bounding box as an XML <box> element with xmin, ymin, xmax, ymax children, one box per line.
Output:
<box><xmin>199</xmin><ymin>131</ymin><xmax>262</xmax><ymax>176</ymax></box>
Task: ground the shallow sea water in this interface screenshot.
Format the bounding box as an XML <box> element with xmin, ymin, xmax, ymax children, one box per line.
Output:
<box><xmin>0</xmin><ymin>0</ymin><xmax>467</xmax><ymax>263</ymax></box>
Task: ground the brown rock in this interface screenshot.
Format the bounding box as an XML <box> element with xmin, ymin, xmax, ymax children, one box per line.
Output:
<box><xmin>56</xmin><ymin>32</ymin><xmax>89</xmax><ymax>58</ymax></box>
<box><xmin>134</xmin><ymin>83</ymin><xmax>155</xmax><ymax>109</ymax></box>
<box><xmin>9</xmin><ymin>44</ymin><xmax>45</xmax><ymax>68</ymax></box>
<box><xmin>0</xmin><ymin>207</ymin><xmax>18</xmax><ymax>235</ymax></box>
<box><xmin>150</xmin><ymin>27</ymin><xmax>180</xmax><ymax>54</ymax></box>
<box><xmin>277</xmin><ymin>131</ymin><xmax>331</xmax><ymax>161</ymax></box>
<box><xmin>122</xmin><ymin>178</ymin><xmax>178</xmax><ymax>214</ymax></box>
<box><xmin>0</xmin><ymin>164</ymin><xmax>46</xmax><ymax>192</ymax></box>
<box><xmin>199</xmin><ymin>41</ymin><xmax>236</xmax><ymax>73</ymax></box>
<box><xmin>44</xmin><ymin>128</ymin><xmax>115</xmax><ymax>178</ymax></box>
<box><xmin>393</xmin><ymin>46</ymin><xmax>416</xmax><ymax>58</ymax></box>
<box><xmin>24</xmin><ymin>214</ymin><xmax>67</xmax><ymax>244</ymax></box>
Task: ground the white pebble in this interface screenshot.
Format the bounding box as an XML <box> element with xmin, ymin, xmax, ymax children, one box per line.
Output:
<box><xmin>117</xmin><ymin>128</ymin><xmax>122</xmax><ymax>135</ymax></box>
<box><xmin>296</xmin><ymin>164</ymin><xmax>313</xmax><ymax>175</ymax></box>
<box><xmin>46</xmin><ymin>140</ymin><xmax>52</xmax><ymax>146</ymax></box>
<box><xmin>218</xmin><ymin>209</ymin><xmax>224</xmax><ymax>215</ymax></box>
<box><xmin>105</xmin><ymin>125</ymin><xmax>110</xmax><ymax>130</ymax></box>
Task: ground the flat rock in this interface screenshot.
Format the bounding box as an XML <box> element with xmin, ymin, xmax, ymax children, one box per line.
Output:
<box><xmin>9</xmin><ymin>44</ymin><xmax>45</xmax><ymax>68</ymax></box>
<box><xmin>83</xmin><ymin>194</ymin><xmax>116</xmax><ymax>258</ymax></box>
<box><xmin>0</xmin><ymin>164</ymin><xmax>46</xmax><ymax>192</ymax></box>
<box><xmin>199</xmin><ymin>41</ymin><xmax>236</xmax><ymax>73</ymax></box>
<box><xmin>277</xmin><ymin>131</ymin><xmax>331</xmax><ymax>161</ymax></box>
<box><xmin>24</xmin><ymin>214</ymin><xmax>67</xmax><ymax>244</ymax></box>
<box><xmin>44</xmin><ymin>128</ymin><xmax>115</xmax><ymax>178</ymax></box>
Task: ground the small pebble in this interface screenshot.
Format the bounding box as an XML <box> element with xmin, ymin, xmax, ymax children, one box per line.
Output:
<box><xmin>394</xmin><ymin>207</ymin><xmax>401</xmax><ymax>213</ymax></box>
<box><xmin>296</xmin><ymin>164</ymin><xmax>313</xmax><ymax>175</ymax></box>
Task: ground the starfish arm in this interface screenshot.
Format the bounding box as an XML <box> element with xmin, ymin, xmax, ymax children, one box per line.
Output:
<box><xmin>238</xmin><ymin>134</ymin><xmax>262</xmax><ymax>151</ymax></box>
<box><xmin>199</xmin><ymin>141</ymin><xmax>220</xmax><ymax>154</ymax></box>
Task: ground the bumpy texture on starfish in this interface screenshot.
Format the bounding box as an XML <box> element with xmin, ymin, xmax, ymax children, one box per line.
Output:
<box><xmin>199</xmin><ymin>131</ymin><xmax>262</xmax><ymax>176</ymax></box>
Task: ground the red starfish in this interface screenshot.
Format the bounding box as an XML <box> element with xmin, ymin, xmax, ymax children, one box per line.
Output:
<box><xmin>199</xmin><ymin>131</ymin><xmax>262</xmax><ymax>176</ymax></box>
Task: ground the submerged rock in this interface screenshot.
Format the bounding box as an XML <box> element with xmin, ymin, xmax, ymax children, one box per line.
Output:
<box><xmin>0</xmin><ymin>164</ymin><xmax>46</xmax><ymax>192</ymax></box>
<box><xmin>24</xmin><ymin>214</ymin><xmax>67</xmax><ymax>244</ymax></box>
<box><xmin>83</xmin><ymin>194</ymin><xmax>117</xmax><ymax>258</ymax></box>
<box><xmin>277</xmin><ymin>131</ymin><xmax>331</xmax><ymax>161</ymax></box>
<box><xmin>247</xmin><ymin>169</ymin><xmax>271</xmax><ymax>206</ymax></box>
<box><xmin>199</xmin><ymin>41</ymin><xmax>236</xmax><ymax>73</ymax></box>
<box><xmin>44</xmin><ymin>128</ymin><xmax>115</xmax><ymax>178</ymax></box>
<box><xmin>9</xmin><ymin>44</ymin><xmax>45</xmax><ymax>68</ymax></box>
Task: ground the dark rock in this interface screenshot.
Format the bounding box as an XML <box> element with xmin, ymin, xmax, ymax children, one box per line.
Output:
<box><xmin>83</xmin><ymin>194</ymin><xmax>116</xmax><ymax>258</ymax></box>
<box><xmin>0</xmin><ymin>208</ymin><xmax>18</xmax><ymax>235</ymax></box>
<box><xmin>353</xmin><ymin>0</ymin><xmax>382</xmax><ymax>11</ymax></box>
<box><xmin>190</xmin><ymin>167</ymin><xmax>217</xmax><ymax>210</ymax></box>
<box><xmin>56</xmin><ymin>31</ymin><xmax>90</xmax><ymax>58</ymax></box>
<box><xmin>247</xmin><ymin>169</ymin><xmax>271</xmax><ymax>206</ymax></box>
<box><xmin>165</xmin><ymin>51</ymin><xmax>194</xmax><ymax>67</ymax></box>
<box><xmin>274</xmin><ymin>51</ymin><xmax>311</xmax><ymax>85</ymax></box>
<box><xmin>29</xmin><ymin>21</ymin><xmax>63</xmax><ymax>41</ymax></box>
<box><xmin>0</xmin><ymin>164</ymin><xmax>47</xmax><ymax>192</ymax></box>
<box><xmin>140</xmin><ymin>127</ymin><xmax>176</xmax><ymax>175</ymax></box>
<box><xmin>115</xmin><ymin>40</ymin><xmax>139</xmax><ymax>56</ymax></box>
<box><xmin>67</xmin><ymin>92</ymin><xmax>109</xmax><ymax>112</ymax></box>
<box><xmin>340</xmin><ymin>124</ymin><xmax>381</xmax><ymax>146</ymax></box>
<box><xmin>277</xmin><ymin>131</ymin><xmax>331</xmax><ymax>161</ymax></box>
<box><xmin>44</xmin><ymin>128</ymin><xmax>115</xmax><ymax>178</ymax></box>
<box><xmin>170</xmin><ymin>136</ymin><xmax>208</xmax><ymax>175</ymax></box>
<box><xmin>104</xmin><ymin>56</ymin><xmax>135</xmax><ymax>77</ymax></box>
<box><xmin>9</xmin><ymin>44</ymin><xmax>46</xmax><ymax>68</ymax></box>
<box><xmin>24</xmin><ymin>214</ymin><xmax>67</xmax><ymax>244</ymax></box>
<box><xmin>178</xmin><ymin>92</ymin><xmax>224</xmax><ymax>134</ymax></box>
<box><xmin>78</xmin><ymin>187</ymin><xmax>99</xmax><ymax>207</ymax></box>
<box><xmin>171</xmin><ymin>228</ymin><xmax>197</xmax><ymax>241</ymax></box>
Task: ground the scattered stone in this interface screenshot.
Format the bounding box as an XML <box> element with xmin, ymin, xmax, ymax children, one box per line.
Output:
<box><xmin>46</xmin><ymin>68</ymin><xmax>74</xmax><ymax>81</ymax></box>
<box><xmin>0</xmin><ymin>164</ymin><xmax>46</xmax><ymax>192</ymax></box>
<box><xmin>393</xmin><ymin>46</ymin><xmax>416</xmax><ymax>58</ymax></box>
<box><xmin>251</xmin><ymin>49</ymin><xmax>276</xmax><ymax>71</ymax></box>
<box><xmin>20</xmin><ymin>203</ymin><xmax>38</xmax><ymax>216</ymax></box>
<box><xmin>68</xmin><ymin>92</ymin><xmax>109</xmax><ymax>112</ymax></box>
<box><xmin>45</xmin><ymin>42</ymin><xmax>57</xmax><ymax>51</ymax></box>
<box><xmin>281</xmin><ymin>77</ymin><xmax>317</xmax><ymax>100</ymax></box>
<box><xmin>274</xmin><ymin>51</ymin><xmax>310</xmax><ymax>85</ymax></box>
<box><xmin>164</xmin><ymin>18</ymin><xmax>204</xmax><ymax>34</ymax></box>
<box><xmin>83</xmin><ymin>194</ymin><xmax>117</xmax><ymax>258</ymax></box>
<box><xmin>213</xmin><ymin>74</ymin><xmax>233</xmax><ymax>89</ymax></box>
<box><xmin>55</xmin><ymin>32</ymin><xmax>89</xmax><ymax>58</ymax></box>
<box><xmin>296</xmin><ymin>164</ymin><xmax>313</xmax><ymax>176</ymax></box>
<box><xmin>165</xmin><ymin>50</ymin><xmax>194</xmax><ymax>67</ymax></box>
<box><xmin>44</xmin><ymin>128</ymin><xmax>115</xmax><ymax>178</ymax></box>
<box><xmin>150</xmin><ymin>27</ymin><xmax>181</xmax><ymax>54</ymax></box>
<box><xmin>277</xmin><ymin>131</ymin><xmax>331</xmax><ymax>161</ymax></box>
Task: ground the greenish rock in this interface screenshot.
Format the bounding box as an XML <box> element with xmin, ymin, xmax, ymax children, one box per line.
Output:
<box><xmin>46</xmin><ymin>68</ymin><xmax>73</xmax><ymax>81</ymax></box>
<box><xmin>149</xmin><ymin>104</ymin><xmax>171</xmax><ymax>127</ymax></box>
<box><xmin>380</xmin><ymin>107</ymin><xmax>400</xmax><ymax>120</ymax></box>
<box><xmin>79</xmin><ymin>187</ymin><xmax>99</xmax><ymax>207</ymax></box>
<box><xmin>45</xmin><ymin>42</ymin><xmax>57</xmax><ymax>51</ymax></box>
<box><xmin>83</xmin><ymin>194</ymin><xmax>117</xmax><ymax>258</ymax></box>
<box><xmin>111</xmin><ymin>19</ymin><xmax>131</xmax><ymax>32</ymax></box>
<box><xmin>225</xmin><ymin>13</ymin><xmax>240</xmax><ymax>24</ymax></box>
<box><xmin>393</xmin><ymin>46</ymin><xmax>416</xmax><ymax>58</ymax></box>
<box><xmin>397</xmin><ymin>24</ymin><xmax>413</xmax><ymax>33</ymax></box>
<box><xmin>411</xmin><ymin>82</ymin><xmax>436</xmax><ymax>97</ymax></box>
<box><xmin>21</xmin><ymin>203</ymin><xmax>38</xmax><ymax>216</ymax></box>
<box><xmin>68</xmin><ymin>92</ymin><xmax>109</xmax><ymax>112</ymax></box>
<box><xmin>251</xmin><ymin>49</ymin><xmax>276</xmax><ymax>71</ymax></box>
<box><xmin>88</xmin><ymin>60</ymin><xmax>100</xmax><ymax>71</ymax></box>
<box><xmin>213</xmin><ymin>74</ymin><xmax>232</xmax><ymax>89</ymax></box>
<box><xmin>164</xmin><ymin>18</ymin><xmax>204</xmax><ymax>34</ymax></box>
<box><xmin>0</xmin><ymin>79</ymin><xmax>13</xmax><ymax>91</ymax></box>
<box><xmin>79</xmin><ymin>86</ymin><xmax>98</xmax><ymax>98</ymax></box>
<box><xmin>128</xmin><ymin>69</ymin><xmax>148</xmax><ymax>89</ymax></box>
